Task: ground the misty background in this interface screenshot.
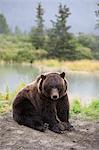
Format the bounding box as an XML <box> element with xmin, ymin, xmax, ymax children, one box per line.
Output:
<box><xmin>0</xmin><ymin>0</ymin><xmax>98</xmax><ymax>35</ymax></box>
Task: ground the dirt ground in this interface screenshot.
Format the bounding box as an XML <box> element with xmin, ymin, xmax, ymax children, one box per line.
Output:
<box><xmin>0</xmin><ymin>113</ymin><xmax>99</xmax><ymax>150</ymax></box>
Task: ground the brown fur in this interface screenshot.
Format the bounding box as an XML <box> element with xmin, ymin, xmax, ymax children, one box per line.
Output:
<box><xmin>13</xmin><ymin>72</ymin><xmax>73</xmax><ymax>133</ymax></box>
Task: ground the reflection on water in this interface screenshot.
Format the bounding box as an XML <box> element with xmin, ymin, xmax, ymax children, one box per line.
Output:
<box><xmin>0</xmin><ymin>64</ymin><xmax>99</xmax><ymax>104</ymax></box>
<box><xmin>66</xmin><ymin>72</ymin><xmax>99</xmax><ymax>104</ymax></box>
<box><xmin>0</xmin><ymin>64</ymin><xmax>39</xmax><ymax>92</ymax></box>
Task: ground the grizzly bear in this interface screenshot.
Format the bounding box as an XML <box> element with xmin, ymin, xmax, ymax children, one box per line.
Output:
<box><xmin>13</xmin><ymin>72</ymin><xmax>73</xmax><ymax>133</ymax></box>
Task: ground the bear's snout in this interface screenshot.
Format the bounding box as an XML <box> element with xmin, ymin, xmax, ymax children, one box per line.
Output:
<box><xmin>51</xmin><ymin>88</ymin><xmax>59</xmax><ymax>100</ymax></box>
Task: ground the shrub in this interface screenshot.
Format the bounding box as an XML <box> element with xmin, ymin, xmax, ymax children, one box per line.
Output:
<box><xmin>71</xmin><ymin>98</ymin><xmax>81</xmax><ymax>114</ymax></box>
<box><xmin>83</xmin><ymin>99</ymin><xmax>99</xmax><ymax>118</ymax></box>
<box><xmin>75</xmin><ymin>47</ymin><xmax>93</xmax><ymax>60</ymax></box>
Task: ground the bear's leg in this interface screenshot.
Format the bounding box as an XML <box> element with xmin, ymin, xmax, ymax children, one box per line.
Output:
<box><xmin>56</xmin><ymin>94</ymin><xmax>73</xmax><ymax>131</ymax></box>
<box><xmin>13</xmin><ymin>99</ymin><xmax>45</xmax><ymax>132</ymax></box>
<box><xmin>42</xmin><ymin>102</ymin><xmax>63</xmax><ymax>133</ymax></box>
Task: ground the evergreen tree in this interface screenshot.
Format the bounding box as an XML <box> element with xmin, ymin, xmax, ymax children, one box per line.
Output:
<box><xmin>31</xmin><ymin>3</ymin><xmax>45</xmax><ymax>49</ymax></box>
<box><xmin>95</xmin><ymin>3</ymin><xmax>99</xmax><ymax>29</ymax></box>
<box><xmin>0</xmin><ymin>14</ymin><xmax>10</xmax><ymax>34</ymax></box>
<box><xmin>47</xmin><ymin>4</ymin><xmax>75</xmax><ymax>59</ymax></box>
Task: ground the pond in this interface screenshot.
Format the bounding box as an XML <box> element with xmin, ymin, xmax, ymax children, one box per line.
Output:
<box><xmin>0</xmin><ymin>64</ymin><xmax>99</xmax><ymax>104</ymax></box>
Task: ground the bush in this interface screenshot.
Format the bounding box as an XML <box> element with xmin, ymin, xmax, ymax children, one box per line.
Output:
<box><xmin>75</xmin><ymin>47</ymin><xmax>93</xmax><ymax>60</ymax></box>
<box><xmin>15</xmin><ymin>49</ymin><xmax>35</xmax><ymax>63</ymax></box>
<box><xmin>71</xmin><ymin>98</ymin><xmax>81</xmax><ymax>114</ymax></box>
<box><xmin>0</xmin><ymin>34</ymin><xmax>99</xmax><ymax>62</ymax></box>
<box><xmin>83</xmin><ymin>99</ymin><xmax>99</xmax><ymax>118</ymax></box>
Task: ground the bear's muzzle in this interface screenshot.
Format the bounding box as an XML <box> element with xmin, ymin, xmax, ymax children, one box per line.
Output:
<box><xmin>51</xmin><ymin>88</ymin><xmax>59</xmax><ymax>100</ymax></box>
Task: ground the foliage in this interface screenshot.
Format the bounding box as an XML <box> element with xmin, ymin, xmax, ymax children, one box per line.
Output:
<box><xmin>75</xmin><ymin>47</ymin><xmax>93</xmax><ymax>59</ymax></box>
<box><xmin>76</xmin><ymin>34</ymin><xmax>99</xmax><ymax>60</ymax></box>
<box><xmin>0</xmin><ymin>34</ymin><xmax>47</xmax><ymax>63</ymax></box>
<box><xmin>0</xmin><ymin>14</ymin><xmax>10</xmax><ymax>34</ymax></box>
<box><xmin>77</xmin><ymin>34</ymin><xmax>99</xmax><ymax>51</ymax></box>
<box><xmin>83</xmin><ymin>100</ymin><xmax>99</xmax><ymax>119</ymax></box>
<box><xmin>46</xmin><ymin>4</ymin><xmax>76</xmax><ymax>59</ymax></box>
<box><xmin>71</xmin><ymin>98</ymin><xmax>81</xmax><ymax>114</ymax></box>
<box><xmin>0</xmin><ymin>32</ymin><xmax>99</xmax><ymax>70</ymax></box>
<box><xmin>0</xmin><ymin>82</ymin><xmax>26</xmax><ymax>114</ymax></box>
<box><xmin>30</xmin><ymin>3</ymin><xmax>45</xmax><ymax>49</ymax></box>
<box><xmin>95</xmin><ymin>3</ymin><xmax>99</xmax><ymax>29</ymax></box>
<box><xmin>71</xmin><ymin>98</ymin><xmax>99</xmax><ymax>119</ymax></box>
<box><xmin>0</xmin><ymin>3</ymin><xmax>99</xmax><ymax>61</ymax></box>
<box><xmin>77</xmin><ymin>34</ymin><xmax>93</xmax><ymax>48</ymax></box>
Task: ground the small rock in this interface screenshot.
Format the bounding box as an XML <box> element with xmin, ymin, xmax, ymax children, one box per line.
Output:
<box><xmin>16</xmin><ymin>130</ymin><xmax>24</xmax><ymax>134</ymax></box>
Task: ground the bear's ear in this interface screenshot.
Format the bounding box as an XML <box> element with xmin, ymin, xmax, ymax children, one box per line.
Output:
<box><xmin>39</xmin><ymin>75</ymin><xmax>46</xmax><ymax>92</ymax></box>
<box><xmin>41</xmin><ymin>74</ymin><xmax>46</xmax><ymax>80</ymax></box>
<box><xmin>60</xmin><ymin>72</ymin><xmax>65</xmax><ymax>79</ymax></box>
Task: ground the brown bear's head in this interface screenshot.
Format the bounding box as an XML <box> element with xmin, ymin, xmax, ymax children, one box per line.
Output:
<box><xmin>39</xmin><ymin>72</ymin><xmax>67</xmax><ymax>100</ymax></box>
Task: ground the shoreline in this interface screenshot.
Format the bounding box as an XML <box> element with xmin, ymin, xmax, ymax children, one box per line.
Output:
<box><xmin>0</xmin><ymin>59</ymin><xmax>99</xmax><ymax>72</ymax></box>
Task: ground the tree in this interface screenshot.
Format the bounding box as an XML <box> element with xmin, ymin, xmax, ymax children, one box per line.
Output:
<box><xmin>77</xmin><ymin>33</ymin><xmax>94</xmax><ymax>48</ymax></box>
<box><xmin>95</xmin><ymin>3</ymin><xmax>99</xmax><ymax>29</ymax></box>
<box><xmin>47</xmin><ymin>4</ymin><xmax>75</xmax><ymax>59</ymax></box>
<box><xmin>31</xmin><ymin>3</ymin><xmax>45</xmax><ymax>49</ymax></box>
<box><xmin>0</xmin><ymin>14</ymin><xmax>10</xmax><ymax>34</ymax></box>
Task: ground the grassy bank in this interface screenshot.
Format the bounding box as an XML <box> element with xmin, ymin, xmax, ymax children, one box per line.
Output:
<box><xmin>0</xmin><ymin>83</ymin><xmax>99</xmax><ymax>119</ymax></box>
<box><xmin>0</xmin><ymin>59</ymin><xmax>99</xmax><ymax>72</ymax></box>
<box><xmin>33</xmin><ymin>59</ymin><xmax>99</xmax><ymax>72</ymax></box>
<box><xmin>0</xmin><ymin>82</ymin><xmax>26</xmax><ymax>114</ymax></box>
<box><xmin>71</xmin><ymin>98</ymin><xmax>99</xmax><ymax>119</ymax></box>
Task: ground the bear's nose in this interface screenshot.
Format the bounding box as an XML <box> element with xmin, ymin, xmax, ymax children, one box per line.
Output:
<box><xmin>53</xmin><ymin>95</ymin><xmax>58</xmax><ymax>99</ymax></box>
<box><xmin>51</xmin><ymin>88</ymin><xmax>59</xmax><ymax>100</ymax></box>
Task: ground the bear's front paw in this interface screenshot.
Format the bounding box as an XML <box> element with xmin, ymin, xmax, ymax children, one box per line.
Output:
<box><xmin>62</xmin><ymin>122</ymin><xmax>74</xmax><ymax>131</ymax></box>
<box><xmin>50</xmin><ymin>124</ymin><xmax>63</xmax><ymax>133</ymax></box>
<box><xmin>35</xmin><ymin>125</ymin><xmax>46</xmax><ymax>132</ymax></box>
<box><xmin>58</xmin><ymin>122</ymin><xmax>66</xmax><ymax>131</ymax></box>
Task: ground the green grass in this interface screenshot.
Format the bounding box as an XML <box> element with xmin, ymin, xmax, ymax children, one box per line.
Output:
<box><xmin>0</xmin><ymin>84</ymin><xmax>99</xmax><ymax>120</ymax></box>
<box><xmin>82</xmin><ymin>100</ymin><xmax>99</xmax><ymax>119</ymax></box>
<box><xmin>71</xmin><ymin>98</ymin><xmax>99</xmax><ymax>119</ymax></box>
<box><xmin>0</xmin><ymin>82</ymin><xmax>26</xmax><ymax>114</ymax></box>
<box><xmin>71</xmin><ymin>98</ymin><xmax>82</xmax><ymax>114</ymax></box>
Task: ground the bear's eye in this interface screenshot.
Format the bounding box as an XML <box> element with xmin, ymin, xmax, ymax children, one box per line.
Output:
<box><xmin>58</xmin><ymin>87</ymin><xmax>62</xmax><ymax>92</ymax></box>
<box><xmin>44</xmin><ymin>84</ymin><xmax>51</xmax><ymax>91</ymax></box>
<box><xmin>49</xmin><ymin>85</ymin><xmax>53</xmax><ymax>88</ymax></box>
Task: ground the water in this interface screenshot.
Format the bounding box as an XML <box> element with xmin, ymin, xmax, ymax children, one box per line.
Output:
<box><xmin>0</xmin><ymin>64</ymin><xmax>39</xmax><ymax>92</ymax></box>
<box><xmin>0</xmin><ymin>64</ymin><xmax>99</xmax><ymax>104</ymax></box>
